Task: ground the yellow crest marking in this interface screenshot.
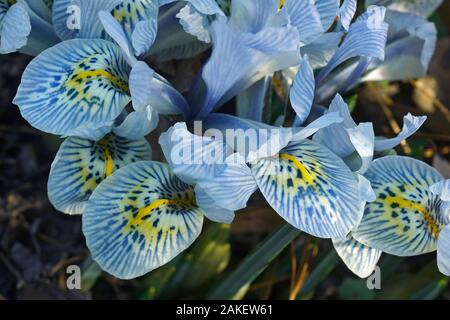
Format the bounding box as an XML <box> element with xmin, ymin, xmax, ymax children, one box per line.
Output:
<box><xmin>7</xmin><ymin>0</ymin><xmax>16</xmax><ymax>5</ymax></box>
<box><xmin>280</xmin><ymin>153</ymin><xmax>315</xmax><ymax>185</ymax></box>
<box><xmin>98</xmin><ymin>137</ymin><xmax>114</xmax><ymax>177</ymax></box>
<box><xmin>279</xmin><ymin>0</ymin><xmax>284</xmax><ymax>10</ymax></box>
<box><xmin>68</xmin><ymin>69</ymin><xmax>130</xmax><ymax>94</ymax></box>
<box><xmin>124</xmin><ymin>197</ymin><xmax>197</xmax><ymax>234</ymax></box>
<box><xmin>385</xmin><ymin>196</ymin><xmax>441</xmax><ymax>239</ymax></box>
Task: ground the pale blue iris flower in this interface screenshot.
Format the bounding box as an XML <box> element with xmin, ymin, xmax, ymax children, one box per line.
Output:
<box><xmin>5</xmin><ymin>0</ymin><xmax>448</xmax><ymax>280</ymax></box>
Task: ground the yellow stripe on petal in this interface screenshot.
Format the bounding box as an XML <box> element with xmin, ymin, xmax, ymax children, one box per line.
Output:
<box><xmin>279</xmin><ymin>153</ymin><xmax>316</xmax><ymax>186</ymax></box>
<box><xmin>68</xmin><ymin>68</ymin><xmax>130</xmax><ymax>94</ymax></box>
<box><xmin>279</xmin><ymin>0</ymin><xmax>284</xmax><ymax>9</ymax></box>
<box><xmin>385</xmin><ymin>196</ymin><xmax>441</xmax><ymax>239</ymax></box>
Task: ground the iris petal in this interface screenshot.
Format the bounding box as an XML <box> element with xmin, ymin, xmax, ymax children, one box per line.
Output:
<box><xmin>83</xmin><ymin>161</ymin><xmax>204</xmax><ymax>279</ymax></box>
<box><xmin>48</xmin><ymin>133</ymin><xmax>151</xmax><ymax>215</ymax></box>
<box><xmin>353</xmin><ymin>156</ymin><xmax>445</xmax><ymax>256</ymax></box>
<box><xmin>252</xmin><ymin>139</ymin><xmax>361</xmax><ymax>239</ymax></box>
<box><xmin>14</xmin><ymin>39</ymin><xmax>131</xmax><ymax>140</ymax></box>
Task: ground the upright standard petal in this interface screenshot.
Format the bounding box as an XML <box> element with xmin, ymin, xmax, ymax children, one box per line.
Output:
<box><xmin>339</xmin><ymin>0</ymin><xmax>357</xmax><ymax>31</ymax></box>
<box><xmin>290</xmin><ymin>56</ymin><xmax>315</xmax><ymax>126</ymax></box>
<box><xmin>252</xmin><ymin>139</ymin><xmax>361</xmax><ymax>239</ymax></box>
<box><xmin>316</xmin><ymin>6</ymin><xmax>388</xmax><ymax>84</ymax></box>
<box><xmin>53</xmin><ymin>0</ymin><xmax>120</xmax><ymax>40</ymax></box>
<box><xmin>283</xmin><ymin>0</ymin><xmax>324</xmax><ymax>46</ymax></box>
<box><xmin>353</xmin><ymin>156</ymin><xmax>446</xmax><ymax>256</ymax></box>
<box><xmin>365</xmin><ymin>0</ymin><xmax>443</xmax><ymax>18</ymax></box>
<box><xmin>99</xmin><ymin>10</ymin><xmax>138</xmax><ymax>66</ymax></box>
<box><xmin>315</xmin><ymin>0</ymin><xmax>340</xmax><ymax>31</ymax></box>
<box><xmin>363</xmin><ymin>11</ymin><xmax>437</xmax><ymax>82</ymax></box>
<box><xmin>236</xmin><ymin>76</ymin><xmax>271</xmax><ymax>122</ymax></box>
<box><xmin>194</xmin><ymin>17</ymin><xmax>299</xmax><ymax>118</ymax></box>
<box><xmin>48</xmin><ymin>134</ymin><xmax>151</xmax><ymax>215</ymax></box>
<box><xmin>14</xmin><ymin>39</ymin><xmax>131</xmax><ymax>140</ymax></box>
<box><xmin>83</xmin><ymin>161</ymin><xmax>204</xmax><ymax>279</ymax></box>
<box><xmin>0</xmin><ymin>2</ymin><xmax>31</xmax><ymax>54</ymax></box>
<box><xmin>333</xmin><ymin>236</ymin><xmax>382</xmax><ymax>278</ymax></box>
<box><xmin>374</xmin><ymin>113</ymin><xmax>426</xmax><ymax>151</ymax></box>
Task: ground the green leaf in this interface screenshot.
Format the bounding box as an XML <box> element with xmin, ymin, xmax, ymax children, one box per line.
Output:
<box><xmin>157</xmin><ymin>223</ymin><xmax>231</xmax><ymax>298</ymax></box>
<box><xmin>178</xmin><ymin>223</ymin><xmax>231</xmax><ymax>292</ymax></box>
<box><xmin>297</xmin><ymin>249</ymin><xmax>339</xmax><ymax>299</ymax></box>
<box><xmin>376</xmin><ymin>260</ymin><xmax>447</xmax><ymax>300</ymax></box>
<box><xmin>338</xmin><ymin>278</ymin><xmax>376</xmax><ymax>300</ymax></box>
<box><xmin>207</xmin><ymin>223</ymin><xmax>301</xmax><ymax>300</ymax></box>
<box><xmin>80</xmin><ymin>256</ymin><xmax>103</xmax><ymax>292</ymax></box>
<box><xmin>136</xmin><ymin>254</ymin><xmax>184</xmax><ymax>300</ymax></box>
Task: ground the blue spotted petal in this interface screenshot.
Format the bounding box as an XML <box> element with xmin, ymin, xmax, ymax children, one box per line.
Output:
<box><xmin>374</xmin><ymin>113</ymin><xmax>427</xmax><ymax>151</ymax></box>
<box><xmin>353</xmin><ymin>156</ymin><xmax>446</xmax><ymax>256</ymax></box>
<box><xmin>48</xmin><ymin>134</ymin><xmax>151</xmax><ymax>215</ymax></box>
<box><xmin>365</xmin><ymin>0</ymin><xmax>442</xmax><ymax>18</ymax></box>
<box><xmin>252</xmin><ymin>139</ymin><xmax>361</xmax><ymax>239</ymax></box>
<box><xmin>0</xmin><ymin>2</ymin><xmax>31</xmax><ymax>54</ymax></box>
<box><xmin>333</xmin><ymin>236</ymin><xmax>382</xmax><ymax>278</ymax></box>
<box><xmin>52</xmin><ymin>0</ymin><xmax>120</xmax><ymax>40</ymax></box>
<box><xmin>290</xmin><ymin>56</ymin><xmax>314</xmax><ymax>126</ymax></box>
<box><xmin>14</xmin><ymin>39</ymin><xmax>131</xmax><ymax>140</ymax></box>
<box><xmin>283</xmin><ymin>0</ymin><xmax>324</xmax><ymax>46</ymax></box>
<box><xmin>195</xmin><ymin>185</ymin><xmax>235</xmax><ymax>224</ymax></box>
<box><xmin>159</xmin><ymin>122</ymin><xmax>229</xmax><ymax>185</ymax></box>
<box><xmin>113</xmin><ymin>106</ymin><xmax>159</xmax><ymax>140</ymax></box>
<box><xmin>339</xmin><ymin>0</ymin><xmax>357</xmax><ymax>31</ymax></box>
<box><xmin>363</xmin><ymin>11</ymin><xmax>437</xmax><ymax>82</ymax></box>
<box><xmin>83</xmin><ymin>161</ymin><xmax>204</xmax><ymax>279</ymax></box>
<box><xmin>197</xmin><ymin>154</ymin><xmax>258</xmax><ymax>212</ymax></box>
<box><xmin>129</xmin><ymin>61</ymin><xmax>189</xmax><ymax>115</ymax></box>
<box><xmin>316</xmin><ymin>6</ymin><xmax>388</xmax><ymax>84</ymax></box>
<box><xmin>437</xmin><ymin>225</ymin><xmax>450</xmax><ymax>276</ymax></box>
